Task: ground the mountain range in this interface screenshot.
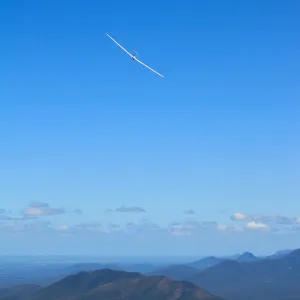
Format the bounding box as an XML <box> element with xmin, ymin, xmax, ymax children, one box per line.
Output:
<box><xmin>149</xmin><ymin>252</ymin><xmax>259</xmax><ymax>280</ymax></box>
<box><xmin>0</xmin><ymin>248</ymin><xmax>299</xmax><ymax>300</ymax></box>
<box><xmin>0</xmin><ymin>249</ymin><xmax>292</xmax><ymax>289</ymax></box>
<box><xmin>0</xmin><ymin>269</ymin><xmax>224</xmax><ymax>300</ymax></box>
<box><xmin>151</xmin><ymin>248</ymin><xmax>300</xmax><ymax>300</ymax></box>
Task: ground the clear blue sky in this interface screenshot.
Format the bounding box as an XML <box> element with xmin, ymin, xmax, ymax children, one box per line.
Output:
<box><xmin>0</xmin><ymin>0</ymin><xmax>299</xmax><ymax>257</ymax></box>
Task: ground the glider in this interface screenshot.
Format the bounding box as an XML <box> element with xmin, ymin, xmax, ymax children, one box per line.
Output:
<box><xmin>106</xmin><ymin>33</ymin><xmax>164</xmax><ymax>78</ymax></box>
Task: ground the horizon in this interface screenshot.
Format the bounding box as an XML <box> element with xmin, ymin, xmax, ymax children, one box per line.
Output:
<box><xmin>0</xmin><ymin>247</ymin><xmax>293</xmax><ymax>261</ymax></box>
<box><xmin>1</xmin><ymin>0</ymin><xmax>299</xmax><ymax>256</ymax></box>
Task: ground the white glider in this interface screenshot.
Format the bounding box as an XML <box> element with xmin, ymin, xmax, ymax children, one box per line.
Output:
<box><xmin>106</xmin><ymin>33</ymin><xmax>164</xmax><ymax>78</ymax></box>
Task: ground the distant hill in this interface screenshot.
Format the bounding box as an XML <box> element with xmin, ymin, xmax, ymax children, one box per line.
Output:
<box><xmin>66</xmin><ymin>262</ymin><xmax>105</xmax><ymax>273</ymax></box>
<box><xmin>67</xmin><ymin>262</ymin><xmax>157</xmax><ymax>274</ymax></box>
<box><xmin>190</xmin><ymin>248</ymin><xmax>300</xmax><ymax>300</ymax></box>
<box><xmin>266</xmin><ymin>249</ymin><xmax>294</xmax><ymax>259</ymax></box>
<box><xmin>188</xmin><ymin>256</ymin><xmax>223</xmax><ymax>270</ymax></box>
<box><xmin>150</xmin><ymin>256</ymin><xmax>224</xmax><ymax>281</ymax></box>
<box><xmin>236</xmin><ymin>252</ymin><xmax>258</xmax><ymax>262</ymax></box>
<box><xmin>150</xmin><ymin>264</ymin><xmax>200</xmax><ymax>281</ymax></box>
<box><xmin>221</xmin><ymin>253</ymin><xmax>240</xmax><ymax>260</ymax></box>
<box><xmin>108</xmin><ymin>263</ymin><xmax>157</xmax><ymax>274</ymax></box>
<box><xmin>0</xmin><ymin>284</ymin><xmax>41</xmax><ymax>300</ymax></box>
<box><xmin>0</xmin><ymin>269</ymin><xmax>224</xmax><ymax>300</ymax></box>
<box><xmin>149</xmin><ymin>254</ymin><xmax>261</xmax><ymax>284</ymax></box>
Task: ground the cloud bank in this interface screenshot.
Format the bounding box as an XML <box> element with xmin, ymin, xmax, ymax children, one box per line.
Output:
<box><xmin>107</xmin><ymin>206</ymin><xmax>146</xmax><ymax>213</ymax></box>
<box><xmin>1</xmin><ymin>203</ymin><xmax>300</xmax><ymax>240</ymax></box>
<box><xmin>22</xmin><ymin>202</ymin><xmax>65</xmax><ymax>217</ymax></box>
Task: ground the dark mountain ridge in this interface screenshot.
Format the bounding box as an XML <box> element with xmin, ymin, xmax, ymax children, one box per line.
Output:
<box><xmin>0</xmin><ymin>269</ymin><xmax>224</xmax><ymax>300</ymax></box>
<box><xmin>150</xmin><ymin>264</ymin><xmax>200</xmax><ymax>281</ymax></box>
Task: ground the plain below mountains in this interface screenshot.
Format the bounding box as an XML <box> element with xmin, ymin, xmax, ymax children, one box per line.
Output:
<box><xmin>0</xmin><ymin>262</ymin><xmax>159</xmax><ymax>288</ymax></box>
<box><xmin>0</xmin><ymin>269</ymin><xmax>224</xmax><ymax>300</ymax></box>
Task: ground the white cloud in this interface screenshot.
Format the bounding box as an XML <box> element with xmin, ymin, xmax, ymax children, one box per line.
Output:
<box><xmin>218</xmin><ymin>224</ymin><xmax>243</xmax><ymax>232</ymax></box>
<box><xmin>124</xmin><ymin>220</ymin><xmax>165</xmax><ymax>235</ymax></box>
<box><xmin>231</xmin><ymin>212</ymin><xmax>249</xmax><ymax>221</ymax></box>
<box><xmin>245</xmin><ymin>221</ymin><xmax>269</xmax><ymax>231</ymax></box>
<box><xmin>109</xmin><ymin>223</ymin><xmax>120</xmax><ymax>228</ymax></box>
<box><xmin>1</xmin><ymin>220</ymin><xmax>52</xmax><ymax>233</ymax></box>
<box><xmin>21</xmin><ymin>202</ymin><xmax>83</xmax><ymax>217</ymax></box>
<box><xmin>171</xmin><ymin>230</ymin><xmax>192</xmax><ymax>236</ymax></box>
<box><xmin>23</xmin><ymin>202</ymin><xmax>65</xmax><ymax>217</ymax></box>
<box><xmin>168</xmin><ymin>220</ymin><xmax>201</xmax><ymax>236</ymax></box>
<box><xmin>217</xmin><ymin>224</ymin><xmax>227</xmax><ymax>231</ymax></box>
<box><xmin>23</xmin><ymin>207</ymin><xmax>65</xmax><ymax>217</ymax></box>
<box><xmin>230</xmin><ymin>213</ymin><xmax>300</xmax><ymax>226</ymax></box>
<box><xmin>184</xmin><ymin>209</ymin><xmax>196</xmax><ymax>215</ymax></box>
<box><xmin>75</xmin><ymin>222</ymin><xmax>102</xmax><ymax>230</ymax></box>
<box><xmin>202</xmin><ymin>221</ymin><xmax>218</xmax><ymax>228</ymax></box>
<box><xmin>107</xmin><ymin>206</ymin><xmax>146</xmax><ymax>213</ymax></box>
<box><xmin>1</xmin><ymin>221</ymin><xmax>25</xmax><ymax>232</ymax></box>
<box><xmin>56</xmin><ymin>225</ymin><xmax>70</xmax><ymax>231</ymax></box>
<box><xmin>29</xmin><ymin>201</ymin><xmax>49</xmax><ymax>208</ymax></box>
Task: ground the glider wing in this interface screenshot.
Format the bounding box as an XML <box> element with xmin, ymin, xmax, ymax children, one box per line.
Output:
<box><xmin>106</xmin><ymin>33</ymin><xmax>133</xmax><ymax>58</ymax></box>
<box><xmin>134</xmin><ymin>57</ymin><xmax>164</xmax><ymax>78</ymax></box>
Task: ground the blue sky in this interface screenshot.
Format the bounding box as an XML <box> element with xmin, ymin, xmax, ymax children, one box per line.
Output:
<box><xmin>0</xmin><ymin>0</ymin><xmax>299</xmax><ymax>257</ymax></box>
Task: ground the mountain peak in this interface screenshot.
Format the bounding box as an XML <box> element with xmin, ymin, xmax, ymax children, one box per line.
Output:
<box><xmin>30</xmin><ymin>269</ymin><xmax>224</xmax><ymax>300</ymax></box>
<box><xmin>237</xmin><ymin>252</ymin><xmax>258</xmax><ymax>262</ymax></box>
<box><xmin>188</xmin><ymin>256</ymin><xmax>222</xmax><ymax>270</ymax></box>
